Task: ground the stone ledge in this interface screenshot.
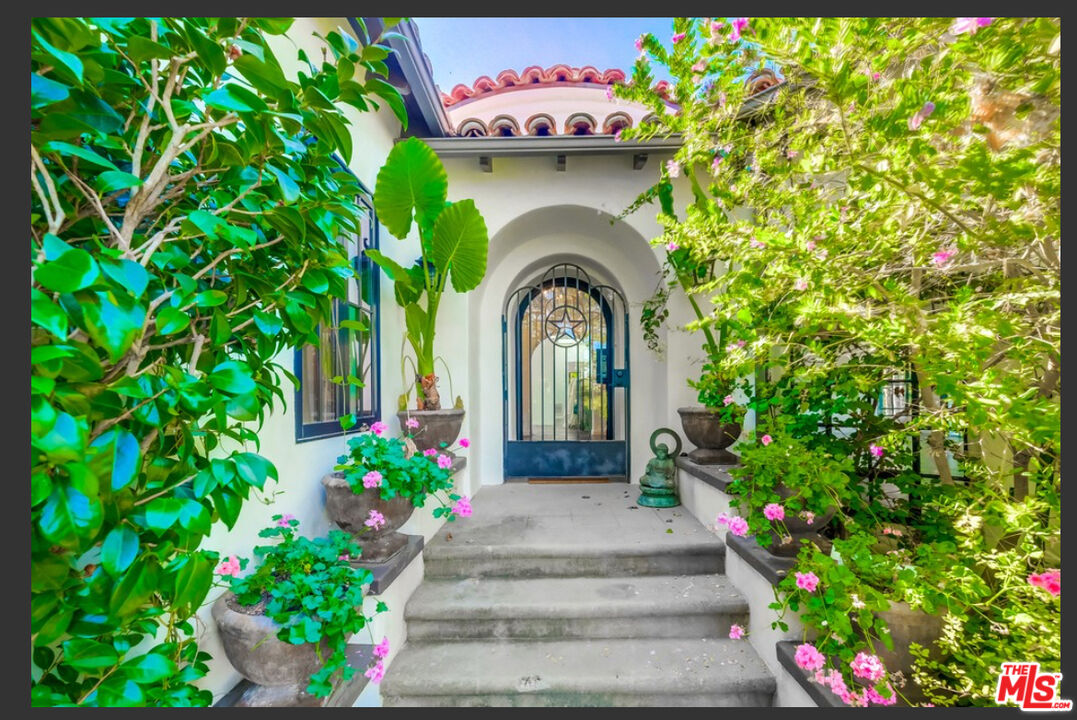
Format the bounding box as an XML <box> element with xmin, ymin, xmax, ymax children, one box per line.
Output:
<box><xmin>675</xmin><ymin>456</ymin><xmax>738</xmax><ymax>493</ymax></box>
<box><xmin>776</xmin><ymin>641</ymin><xmax>842</xmax><ymax>707</ymax></box>
<box><xmin>725</xmin><ymin>532</ymin><xmax>796</xmax><ymax>587</ymax></box>
<box><xmin>215</xmin><ymin>644</ymin><xmax>375</xmax><ymax>707</ymax></box>
<box><xmin>353</xmin><ymin>533</ymin><xmax>424</xmax><ymax>595</ymax></box>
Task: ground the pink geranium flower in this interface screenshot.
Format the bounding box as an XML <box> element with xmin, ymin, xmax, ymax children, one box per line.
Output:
<box><xmin>799</xmin><ymin>510</ymin><xmax>815</xmax><ymax>525</ymax></box>
<box><xmin>362</xmin><ymin>470</ymin><xmax>383</xmax><ymax>489</ymax></box>
<box><xmin>1029</xmin><ymin>569</ymin><xmax>1061</xmax><ymax>597</ymax></box>
<box><xmin>373</xmin><ymin>636</ymin><xmax>390</xmax><ymax>659</ymax></box>
<box><xmin>851</xmin><ymin>652</ymin><xmax>887</xmax><ymax>682</ymax></box>
<box><xmin>437</xmin><ymin>454</ymin><xmax>453</xmax><ymax>470</ymax></box>
<box><xmin>276</xmin><ymin>513</ymin><xmax>296</xmax><ymax>527</ymax></box>
<box><xmin>866</xmin><ymin>684</ymin><xmax>898</xmax><ymax>706</ymax></box>
<box><xmin>760</xmin><ymin>434</ymin><xmax>772</xmax><ymax>446</ymax></box>
<box><xmin>338</xmin><ymin>552</ymin><xmax>351</xmax><ymax>561</ymax></box>
<box><xmin>215</xmin><ymin>555</ymin><xmax>241</xmax><ymax>577</ymax></box>
<box><xmin>716</xmin><ymin>511</ymin><xmax>731</xmax><ymax>527</ymax></box>
<box><xmin>728</xmin><ymin>623</ymin><xmax>745</xmax><ymax>639</ymax></box>
<box><xmin>423</xmin><ymin>448</ymin><xmax>438</xmax><ymax>457</ymax></box>
<box><xmin>795</xmin><ymin>643</ymin><xmax>825</xmax><ymax>671</ymax></box>
<box><xmin>365</xmin><ymin>509</ymin><xmax>386</xmax><ymax>530</ymax></box>
<box><xmin>370</xmin><ymin>420</ymin><xmax>388</xmax><ymax>436</ymax></box>
<box><xmin>763</xmin><ymin>503</ymin><xmax>785</xmax><ymax>522</ymax></box>
<box><xmin>459</xmin><ymin>438</ymin><xmax>470</xmax><ymax>448</ymax></box>
<box><xmin>405</xmin><ymin>417</ymin><xmax>420</xmax><ymax>429</ymax></box>
<box><xmin>364</xmin><ymin>660</ymin><xmax>385</xmax><ymax>684</ymax></box>
<box><xmin>671</xmin><ymin>32</ymin><xmax>686</xmax><ymax>44</ymax></box>
<box><xmin>795</xmin><ymin>571</ymin><xmax>819</xmax><ymax>592</ymax></box>
<box><xmin>907</xmin><ymin>101</ymin><xmax>936</xmax><ymax>131</ymax></box>
<box><xmin>952</xmin><ymin>17</ymin><xmax>993</xmax><ymax>35</ymax></box>
<box><xmin>728</xmin><ymin>516</ymin><xmax>749</xmax><ymax>537</ymax></box>
<box><xmin>932</xmin><ymin>248</ymin><xmax>957</xmax><ymax>265</ymax></box>
<box><xmin>605</xmin><ymin>84</ymin><xmax>614</xmax><ymax>101</ymax></box>
<box><xmin>452</xmin><ymin>495</ymin><xmax>473</xmax><ymax>517</ymax></box>
<box><xmin>869</xmin><ymin>444</ymin><xmax>885</xmax><ymax>458</ymax></box>
<box><xmin>729</xmin><ymin>17</ymin><xmax>749</xmax><ymax>42</ymax></box>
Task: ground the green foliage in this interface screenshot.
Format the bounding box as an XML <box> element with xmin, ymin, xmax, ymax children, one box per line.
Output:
<box><xmin>30</xmin><ymin>17</ymin><xmax>404</xmax><ymax>706</ymax></box>
<box><xmin>333</xmin><ymin>427</ymin><xmax>463</xmax><ymax>519</ymax></box>
<box><xmin>222</xmin><ymin>516</ymin><xmax>384</xmax><ymax>697</ymax></box>
<box><xmin>369</xmin><ymin>138</ymin><xmax>489</xmax><ymax>406</ymax></box>
<box><xmin>625</xmin><ymin>17</ymin><xmax>1059</xmax><ymax>706</ymax></box>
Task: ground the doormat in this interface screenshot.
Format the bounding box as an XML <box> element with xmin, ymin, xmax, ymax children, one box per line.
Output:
<box><xmin>527</xmin><ymin>478</ymin><xmax>612</xmax><ymax>484</ymax></box>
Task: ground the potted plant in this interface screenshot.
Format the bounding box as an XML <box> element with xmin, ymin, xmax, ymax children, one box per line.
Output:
<box><xmin>366</xmin><ymin>137</ymin><xmax>490</xmax><ymax>451</ymax></box>
<box><xmin>727</xmin><ymin>427</ymin><xmax>852</xmax><ymax>557</ymax></box>
<box><xmin>211</xmin><ymin>516</ymin><xmax>386</xmax><ymax>699</ymax></box>
<box><xmin>324</xmin><ymin>420</ymin><xmax>472</xmax><ymax>563</ymax></box>
<box><xmin>679</xmin><ymin>362</ymin><xmax>748</xmax><ymax>464</ymax></box>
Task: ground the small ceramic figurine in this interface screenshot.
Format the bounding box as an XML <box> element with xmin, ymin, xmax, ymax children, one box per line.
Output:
<box><xmin>638</xmin><ymin>428</ymin><xmax>682</xmax><ymax>508</ymax></box>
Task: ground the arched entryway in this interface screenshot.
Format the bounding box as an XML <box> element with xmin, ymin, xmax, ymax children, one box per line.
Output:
<box><xmin>502</xmin><ymin>263</ymin><xmax>629</xmax><ymax>480</ymax></box>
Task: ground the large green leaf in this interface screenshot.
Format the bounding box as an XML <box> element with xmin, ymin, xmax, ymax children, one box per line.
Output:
<box><xmin>31</xmin><ymin>73</ymin><xmax>70</xmax><ymax>108</ymax></box>
<box><xmin>204</xmin><ymin>83</ymin><xmax>268</xmax><ymax>114</ymax></box>
<box><xmin>100</xmin><ymin>526</ymin><xmax>139</xmax><ymax>576</ymax></box>
<box><xmin>31</xmin><ymin>287</ymin><xmax>69</xmax><ymax>339</ymax></box>
<box><xmin>34</xmin><ymin>246</ymin><xmax>100</xmax><ymax>293</ymax></box>
<box><xmin>373</xmin><ymin>137</ymin><xmax>447</xmax><ymax>239</ymax></box>
<box><xmin>430</xmin><ymin>199</ymin><xmax>489</xmax><ymax>293</ymax></box>
<box><xmin>119</xmin><ymin>652</ymin><xmax>176</xmax><ymax>684</ymax></box>
<box><xmin>208</xmin><ymin>360</ymin><xmax>256</xmax><ymax>395</ymax></box>
<box><xmin>38</xmin><ymin>481</ymin><xmax>102</xmax><ymax>545</ymax></box>
<box><xmin>89</xmin><ymin>428</ymin><xmax>141</xmax><ymax>491</ymax></box>
<box><xmin>61</xmin><ymin>638</ymin><xmax>118</xmax><ymax>672</ymax></box>
<box><xmin>80</xmin><ymin>292</ymin><xmax>146</xmax><ymax>364</ymax></box>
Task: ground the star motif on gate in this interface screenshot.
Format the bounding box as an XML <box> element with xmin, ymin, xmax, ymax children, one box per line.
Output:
<box><xmin>545</xmin><ymin>306</ymin><xmax>587</xmax><ymax>347</ymax></box>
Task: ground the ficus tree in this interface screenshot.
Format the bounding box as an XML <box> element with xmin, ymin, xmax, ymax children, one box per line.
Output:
<box><xmin>31</xmin><ymin>16</ymin><xmax>405</xmax><ymax>706</ymax></box>
<box><xmin>621</xmin><ymin>17</ymin><xmax>1060</xmax><ymax>706</ymax></box>
<box><xmin>366</xmin><ymin>137</ymin><xmax>490</xmax><ymax>411</ymax></box>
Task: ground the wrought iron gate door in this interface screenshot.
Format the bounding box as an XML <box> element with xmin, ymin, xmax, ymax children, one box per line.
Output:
<box><xmin>502</xmin><ymin>264</ymin><xmax>629</xmax><ymax>480</ymax></box>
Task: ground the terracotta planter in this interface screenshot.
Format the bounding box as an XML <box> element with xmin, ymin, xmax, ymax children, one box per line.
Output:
<box><xmin>677</xmin><ymin>407</ymin><xmax>741</xmax><ymax>465</ymax></box>
<box><xmin>212</xmin><ymin>593</ymin><xmax>328</xmax><ymax>688</ymax></box>
<box><xmin>397</xmin><ymin>408</ymin><xmax>465</xmax><ymax>456</ymax></box>
<box><xmin>322</xmin><ymin>472</ymin><xmax>415</xmax><ymax>563</ymax></box>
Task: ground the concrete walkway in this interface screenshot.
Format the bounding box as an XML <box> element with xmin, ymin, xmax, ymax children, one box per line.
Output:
<box><xmin>381</xmin><ymin>483</ymin><xmax>775</xmax><ymax>706</ymax></box>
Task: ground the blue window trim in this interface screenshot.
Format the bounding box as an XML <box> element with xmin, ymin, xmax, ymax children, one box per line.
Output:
<box><xmin>294</xmin><ymin>163</ymin><xmax>381</xmax><ymax>443</ymax></box>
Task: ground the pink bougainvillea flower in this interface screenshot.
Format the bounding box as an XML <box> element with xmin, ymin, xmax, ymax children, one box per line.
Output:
<box><xmin>932</xmin><ymin>248</ymin><xmax>957</xmax><ymax>265</ymax></box>
<box><xmin>850</xmin><ymin>652</ymin><xmax>887</xmax><ymax>682</ymax></box>
<box><xmin>763</xmin><ymin>503</ymin><xmax>785</xmax><ymax>522</ymax></box>
<box><xmin>614</xmin><ymin>128</ymin><xmax>623</xmax><ymax>142</ymax></box>
<box><xmin>276</xmin><ymin>513</ymin><xmax>296</xmax><ymax>527</ymax></box>
<box><xmin>373</xmin><ymin>636</ymin><xmax>390</xmax><ymax>659</ymax></box>
<box><xmin>749</xmin><ymin>237</ymin><xmax>766</xmax><ymax>249</ymax></box>
<box><xmin>437</xmin><ymin>454</ymin><xmax>453</xmax><ymax>470</ymax></box>
<box><xmin>869</xmin><ymin>444</ymin><xmax>886</xmax><ymax>458</ymax></box>
<box><xmin>795</xmin><ymin>643</ymin><xmax>825</xmax><ymax>671</ymax></box>
<box><xmin>907</xmin><ymin>101</ymin><xmax>936</xmax><ymax>131</ymax></box>
<box><xmin>364</xmin><ymin>660</ymin><xmax>386</xmax><ymax>684</ymax></box>
<box><xmin>728</xmin><ymin>623</ymin><xmax>745</xmax><ymax>639</ymax></box>
<box><xmin>459</xmin><ymin>438</ymin><xmax>470</xmax><ymax>448</ymax></box>
<box><xmin>691</xmin><ymin>60</ymin><xmax>707</xmax><ymax>73</ymax></box>
<box><xmin>729</xmin><ymin>17</ymin><xmax>749</xmax><ymax>42</ymax></box>
<box><xmin>605</xmin><ymin>84</ymin><xmax>614</xmax><ymax>101</ymax></box>
<box><xmin>805</xmin><ymin>239</ymin><xmax>816</xmax><ymax>251</ymax></box>
<box><xmin>666</xmin><ymin>241</ymin><xmax>681</xmax><ymax>252</ymax></box>
<box><xmin>786</xmin><ymin>149</ymin><xmax>799</xmax><ymax>159</ymax></box>
<box><xmin>735</xmin><ymin>339</ymin><xmax>746</xmax><ymax>348</ymax></box>
<box><xmin>760</xmin><ymin>434</ymin><xmax>772</xmax><ymax>446</ymax></box>
<box><xmin>634</xmin><ymin>35</ymin><xmax>644</xmax><ymax>52</ymax></box>
<box><xmin>452</xmin><ymin>495</ymin><xmax>473</xmax><ymax>517</ymax></box>
<box><xmin>795</xmin><ymin>571</ymin><xmax>820</xmax><ymax>592</ymax></box>
<box><xmin>952</xmin><ymin>17</ymin><xmax>993</xmax><ymax>34</ymax></box>
<box><xmin>671</xmin><ymin>32</ymin><xmax>686</xmax><ymax>44</ymax></box>
<box><xmin>215</xmin><ymin>555</ymin><xmax>241</xmax><ymax>577</ymax></box>
<box><xmin>710</xmin><ymin>20</ymin><xmax>725</xmax><ymax>35</ymax></box>
<box><xmin>728</xmin><ymin>516</ymin><xmax>749</xmax><ymax>537</ymax></box>
<box><xmin>405</xmin><ymin>417</ymin><xmax>420</xmax><ymax>429</ymax></box>
<box><xmin>794</xmin><ymin>278</ymin><xmax>809</xmax><ymax>291</ymax></box>
<box><xmin>365</xmin><ymin>509</ymin><xmax>386</xmax><ymax>530</ymax></box>
<box><xmin>362</xmin><ymin>470</ymin><xmax>383</xmax><ymax>489</ymax></box>
<box><xmin>711</xmin><ymin>155</ymin><xmax>723</xmax><ymax>172</ymax></box>
<box><xmin>722</xmin><ymin>394</ymin><xmax>734</xmax><ymax>406</ymax></box>
<box><xmin>666</xmin><ymin>160</ymin><xmax>681</xmax><ymax>178</ymax></box>
<box><xmin>370</xmin><ymin>420</ymin><xmax>388</xmax><ymax>436</ymax></box>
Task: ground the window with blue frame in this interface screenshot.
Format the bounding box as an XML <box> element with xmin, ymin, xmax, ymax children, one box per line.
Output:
<box><xmin>294</xmin><ymin>178</ymin><xmax>380</xmax><ymax>442</ymax></box>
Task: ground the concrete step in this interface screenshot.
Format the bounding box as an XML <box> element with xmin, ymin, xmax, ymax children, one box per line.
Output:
<box><xmin>381</xmin><ymin>638</ymin><xmax>775</xmax><ymax>707</ymax></box>
<box><xmin>406</xmin><ymin>575</ymin><xmax>749</xmax><ymax>640</ymax></box>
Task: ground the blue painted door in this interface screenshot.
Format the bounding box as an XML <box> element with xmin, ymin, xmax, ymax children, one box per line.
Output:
<box><xmin>502</xmin><ymin>264</ymin><xmax>629</xmax><ymax>480</ymax></box>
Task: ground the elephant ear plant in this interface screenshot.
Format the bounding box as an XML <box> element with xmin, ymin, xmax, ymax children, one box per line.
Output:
<box><xmin>367</xmin><ymin>137</ymin><xmax>490</xmax><ymax>410</ymax></box>
<box><xmin>30</xmin><ymin>17</ymin><xmax>404</xmax><ymax>706</ymax></box>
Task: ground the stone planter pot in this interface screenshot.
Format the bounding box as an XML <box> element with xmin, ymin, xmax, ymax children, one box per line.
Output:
<box><xmin>867</xmin><ymin>601</ymin><xmax>945</xmax><ymax>704</ymax></box>
<box><xmin>212</xmin><ymin>592</ymin><xmax>327</xmax><ymax>689</ymax></box>
<box><xmin>748</xmin><ymin>482</ymin><xmax>836</xmax><ymax>558</ymax></box>
<box><xmin>397</xmin><ymin>408</ymin><xmax>465</xmax><ymax>456</ymax></box>
<box><xmin>322</xmin><ymin>472</ymin><xmax>415</xmax><ymax>563</ymax></box>
<box><xmin>677</xmin><ymin>407</ymin><xmax>741</xmax><ymax>465</ymax></box>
